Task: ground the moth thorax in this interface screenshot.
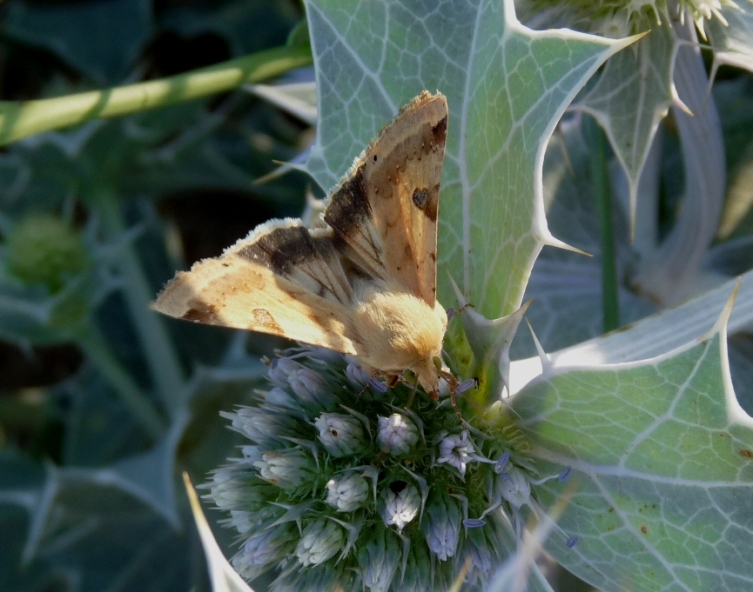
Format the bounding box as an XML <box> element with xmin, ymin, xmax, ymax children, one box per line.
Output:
<box><xmin>351</xmin><ymin>285</ymin><xmax>447</xmax><ymax>393</ymax></box>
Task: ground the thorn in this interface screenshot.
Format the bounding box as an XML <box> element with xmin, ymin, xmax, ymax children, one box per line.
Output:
<box><xmin>526</xmin><ymin>319</ymin><xmax>552</xmax><ymax>372</ymax></box>
<box><xmin>672</xmin><ymin>90</ymin><xmax>694</xmax><ymax>117</ymax></box>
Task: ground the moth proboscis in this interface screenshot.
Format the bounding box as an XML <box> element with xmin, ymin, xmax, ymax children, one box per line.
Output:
<box><xmin>152</xmin><ymin>91</ymin><xmax>452</xmax><ymax>396</ymax></box>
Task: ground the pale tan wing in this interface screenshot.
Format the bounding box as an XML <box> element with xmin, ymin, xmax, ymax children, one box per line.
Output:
<box><xmin>324</xmin><ymin>91</ymin><xmax>448</xmax><ymax>306</ymax></box>
<box><xmin>152</xmin><ymin>219</ymin><xmax>357</xmax><ymax>355</ymax></box>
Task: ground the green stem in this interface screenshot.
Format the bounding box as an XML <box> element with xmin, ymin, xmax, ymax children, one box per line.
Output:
<box><xmin>75</xmin><ymin>327</ymin><xmax>165</xmax><ymax>440</ymax></box>
<box><xmin>587</xmin><ymin>115</ymin><xmax>620</xmax><ymax>333</ymax></box>
<box><xmin>0</xmin><ymin>44</ymin><xmax>312</xmax><ymax>146</ymax></box>
<box><xmin>95</xmin><ymin>188</ymin><xmax>186</xmax><ymax>418</ymax></box>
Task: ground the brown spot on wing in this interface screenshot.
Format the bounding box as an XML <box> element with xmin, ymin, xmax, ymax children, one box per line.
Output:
<box><xmin>411</xmin><ymin>187</ymin><xmax>438</xmax><ymax>222</ymax></box>
<box><xmin>183</xmin><ymin>302</ymin><xmax>219</xmax><ymax>323</ymax></box>
<box><xmin>251</xmin><ymin>308</ymin><xmax>283</xmax><ymax>333</ymax></box>
<box><xmin>412</xmin><ymin>188</ymin><xmax>429</xmax><ymax>209</ymax></box>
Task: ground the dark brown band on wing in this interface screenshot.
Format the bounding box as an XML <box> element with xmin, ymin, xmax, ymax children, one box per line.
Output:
<box><xmin>238</xmin><ymin>226</ymin><xmax>322</xmax><ymax>275</ymax></box>
<box><xmin>431</xmin><ymin>117</ymin><xmax>447</xmax><ymax>147</ymax></box>
<box><xmin>323</xmin><ymin>166</ymin><xmax>372</xmax><ymax>235</ymax></box>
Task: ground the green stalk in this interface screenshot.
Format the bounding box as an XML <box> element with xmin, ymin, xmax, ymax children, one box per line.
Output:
<box><xmin>0</xmin><ymin>45</ymin><xmax>312</xmax><ymax>146</ymax></box>
<box><xmin>587</xmin><ymin>115</ymin><xmax>620</xmax><ymax>332</ymax></box>
<box><xmin>95</xmin><ymin>187</ymin><xmax>185</xmax><ymax>418</ymax></box>
<box><xmin>74</xmin><ymin>327</ymin><xmax>165</xmax><ymax>440</ymax></box>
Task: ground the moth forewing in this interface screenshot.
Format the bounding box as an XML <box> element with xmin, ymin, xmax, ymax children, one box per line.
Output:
<box><xmin>324</xmin><ymin>92</ymin><xmax>447</xmax><ymax>307</ymax></box>
<box><xmin>151</xmin><ymin>219</ymin><xmax>358</xmax><ymax>354</ymax></box>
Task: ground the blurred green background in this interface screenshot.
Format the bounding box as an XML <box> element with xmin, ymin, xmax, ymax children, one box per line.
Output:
<box><xmin>0</xmin><ymin>1</ymin><xmax>314</xmax><ymax>590</ymax></box>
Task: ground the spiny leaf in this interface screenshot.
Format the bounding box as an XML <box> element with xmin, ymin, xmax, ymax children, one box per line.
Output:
<box><xmin>512</xmin><ymin>312</ymin><xmax>753</xmax><ymax>591</ymax></box>
<box><xmin>304</xmin><ymin>0</ymin><xmax>629</xmax><ymax>319</ymax></box>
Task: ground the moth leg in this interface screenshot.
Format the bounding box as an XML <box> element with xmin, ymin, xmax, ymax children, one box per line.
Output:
<box><xmin>447</xmin><ymin>303</ymin><xmax>475</xmax><ymax>322</ymax></box>
<box><xmin>404</xmin><ymin>377</ymin><xmax>420</xmax><ymax>410</ymax></box>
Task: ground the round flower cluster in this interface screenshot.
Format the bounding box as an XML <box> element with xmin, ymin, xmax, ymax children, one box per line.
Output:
<box><xmin>207</xmin><ymin>346</ymin><xmax>534</xmax><ymax>592</ymax></box>
<box><xmin>521</xmin><ymin>0</ymin><xmax>734</xmax><ymax>38</ymax></box>
<box><xmin>5</xmin><ymin>214</ymin><xmax>89</xmax><ymax>294</ymax></box>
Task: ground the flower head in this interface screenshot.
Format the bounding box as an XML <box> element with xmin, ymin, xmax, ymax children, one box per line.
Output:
<box><xmin>5</xmin><ymin>214</ymin><xmax>89</xmax><ymax>293</ymax></box>
<box><xmin>207</xmin><ymin>346</ymin><xmax>534</xmax><ymax>590</ymax></box>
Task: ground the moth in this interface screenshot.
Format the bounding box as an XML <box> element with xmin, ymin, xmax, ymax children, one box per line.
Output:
<box><xmin>152</xmin><ymin>91</ymin><xmax>450</xmax><ymax>395</ymax></box>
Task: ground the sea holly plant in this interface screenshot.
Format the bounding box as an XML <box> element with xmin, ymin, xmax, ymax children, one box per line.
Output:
<box><xmin>2</xmin><ymin>0</ymin><xmax>753</xmax><ymax>591</ymax></box>
<box><xmin>204</xmin><ymin>0</ymin><xmax>753</xmax><ymax>591</ymax></box>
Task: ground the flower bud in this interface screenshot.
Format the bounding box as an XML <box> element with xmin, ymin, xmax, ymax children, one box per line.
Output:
<box><xmin>228</xmin><ymin>407</ymin><xmax>290</xmax><ymax>448</ymax></box>
<box><xmin>254</xmin><ymin>449</ymin><xmax>316</xmax><ymax>489</ymax></box>
<box><xmin>326</xmin><ymin>473</ymin><xmax>369</xmax><ymax>512</ymax></box>
<box><xmin>379</xmin><ymin>481</ymin><xmax>420</xmax><ymax>531</ymax></box>
<box><xmin>377</xmin><ymin>413</ymin><xmax>419</xmax><ymax>456</ymax></box>
<box><xmin>315</xmin><ymin>413</ymin><xmax>365</xmax><ymax>457</ymax></box>
<box><xmin>267</xmin><ymin>357</ymin><xmax>302</xmax><ymax>386</ymax></box>
<box><xmin>232</xmin><ymin>524</ymin><xmax>294</xmax><ymax>580</ymax></box>
<box><xmin>295</xmin><ymin>519</ymin><xmax>344</xmax><ymax>566</ymax></box>
<box><xmin>345</xmin><ymin>356</ymin><xmax>371</xmax><ymax>387</ymax></box>
<box><xmin>209</xmin><ymin>469</ymin><xmax>270</xmax><ymax>511</ymax></box>
<box><xmin>288</xmin><ymin>367</ymin><xmax>334</xmax><ymax>409</ymax></box>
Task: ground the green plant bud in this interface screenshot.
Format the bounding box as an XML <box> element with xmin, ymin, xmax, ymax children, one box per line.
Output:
<box><xmin>5</xmin><ymin>215</ymin><xmax>89</xmax><ymax>293</ymax></box>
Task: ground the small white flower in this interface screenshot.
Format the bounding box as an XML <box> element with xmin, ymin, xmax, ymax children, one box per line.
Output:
<box><xmin>267</xmin><ymin>357</ymin><xmax>301</xmax><ymax>386</ymax></box>
<box><xmin>422</xmin><ymin>493</ymin><xmax>461</xmax><ymax>562</ymax></box>
<box><xmin>345</xmin><ymin>355</ymin><xmax>371</xmax><ymax>387</ymax></box>
<box><xmin>359</xmin><ymin>528</ymin><xmax>400</xmax><ymax>592</ymax></box>
<box><xmin>380</xmin><ymin>482</ymin><xmax>420</xmax><ymax>531</ymax></box>
<box><xmin>264</xmin><ymin>387</ymin><xmax>299</xmax><ymax>412</ymax></box>
<box><xmin>377</xmin><ymin>413</ymin><xmax>419</xmax><ymax>456</ymax></box>
<box><xmin>288</xmin><ymin>367</ymin><xmax>332</xmax><ymax>407</ymax></box>
<box><xmin>326</xmin><ymin>473</ymin><xmax>369</xmax><ymax>512</ymax></box>
<box><xmin>437</xmin><ymin>430</ymin><xmax>474</xmax><ymax>477</ymax></box>
<box><xmin>209</xmin><ymin>470</ymin><xmax>249</xmax><ymax>510</ymax></box>
<box><xmin>228</xmin><ymin>510</ymin><xmax>256</xmax><ymax>534</ymax></box>
<box><xmin>231</xmin><ymin>525</ymin><xmax>292</xmax><ymax>580</ymax></box>
<box><xmin>242</xmin><ymin>526</ymin><xmax>290</xmax><ymax>567</ymax></box>
<box><xmin>254</xmin><ymin>449</ymin><xmax>315</xmax><ymax>489</ymax></box>
<box><xmin>228</xmin><ymin>407</ymin><xmax>288</xmax><ymax>447</ymax></box>
<box><xmin>296</xmin><ymin>519</ymin><xmax>344</xmax><ymax>566</ymax></box>
<box><xmin>240</xmin><ymin>445</ymin><xmax>262</xmax><ymax>462</ymax></box>
<box><xmin>464</xmin><ymin>537</ymin><xmax>493</xmax><ymax>585</ymax></box>
<box><xmin>315</xmin><ymin>413</ymin><xmax>365</xmax><ymax>457</ymax></box>
<box><xmin>497</xmin><ymin>466</ymin><xmax>531</xmax><ymax>509</ymax></box>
